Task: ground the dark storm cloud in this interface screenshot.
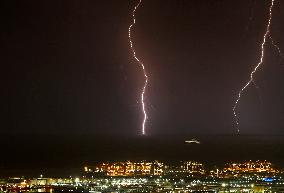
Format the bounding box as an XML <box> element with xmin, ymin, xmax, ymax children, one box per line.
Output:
<box><xmin>1</xmin><ymin>0</ymin><xmax>284</xmax><ymax>136</ymax></box>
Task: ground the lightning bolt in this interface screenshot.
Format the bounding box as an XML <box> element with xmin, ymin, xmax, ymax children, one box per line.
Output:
<box><xmin>270</xmin><ymin>34</ymin><xmax>283</xmax><ymax>60</ymax></box>
<box><xmin>128</xmin><ymin>0</ymin><xmax>148</xmax><ymax>135</ymax></box>
<box><xmin>233</xmin><ymin>0</ymin><xmax>275</xmax><ymax>134</ymax></box>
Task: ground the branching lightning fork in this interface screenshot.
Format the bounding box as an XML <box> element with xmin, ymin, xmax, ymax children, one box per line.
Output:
<box><xmin>270</xmin><ymin>34</ymin><xmax>283</xmax><ymax>60</ymax></box>
<box><xmin>233</xmin><ymin>0</ymin><xmax>275</xmax><ymax>133</ymax></box>
<box><xmin>128</xmin><ymin>0</ymin><xmax>148</xmax><ymax>135</ymax></box>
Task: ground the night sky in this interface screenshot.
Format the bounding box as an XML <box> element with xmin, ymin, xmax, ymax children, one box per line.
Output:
<box><xmin>1</xmin><ymin>0</ymin><xmax>284</xmax><ymax>175</ymax></box>
<box><xmin>1</xmin><ymin>0</ymin><xmax>284</xmax><ymax>136</ymax></box>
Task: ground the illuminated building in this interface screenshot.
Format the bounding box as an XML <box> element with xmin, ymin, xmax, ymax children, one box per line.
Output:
<box><xmin>224</xmin><ymin>160</ymin><xmax>277</xmax><ymax>173</ymax></box>
<box><xmin>165</xmin><ymin>161</ymin><xmax>205</xmax><ymax>177</ymax></box>
<box><xmin>84</xmin><ymin>160</ymin><xmax>164</xmax><ymax>177</ymax></box>
<box><xmin>181</xmin><ymin>161</ymin><xmax>205</xmax><ymax>174</ymax></box>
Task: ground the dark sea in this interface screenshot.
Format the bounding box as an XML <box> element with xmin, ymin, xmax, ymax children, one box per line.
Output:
<box><xmin>1</xmin><ymin>133</ymin><xmax>284</xmax><ymax>177</ymax></box>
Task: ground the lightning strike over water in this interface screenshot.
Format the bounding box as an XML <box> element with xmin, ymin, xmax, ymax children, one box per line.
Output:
<box><xmin>233</xmin><ymin>0</ymin><xmax>275</xmax><ymax>134</ymax></box>
<box><xmin>128</xmin><ymin>0</ymin><xmax>148</xmax><ymax>135</ymax></box>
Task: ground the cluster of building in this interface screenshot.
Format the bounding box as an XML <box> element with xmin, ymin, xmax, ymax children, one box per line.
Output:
<box><xmin>165</xmin><ymin>161</ymin><xmax>205</xmax><ymax>177</ymax></box>
<box><xmin>83</xmin><ymin>160</ymin><xmax>276</xmax><ymax>178</ymax></box>
<box><xmin>0</xmin><ymin>177</ymin><xmax>82</xmax><ymax>193</ymax></box>
<box><xmin>84</xmin><ymin>160</ymin><xmax>164</xmax><ymax>176</ymax></box>
<box><xmin>224</xmin><ymin>160</ymin><xmax>276</xmax><ymax>174</ymax></box>
<box><xmin>1</xmin><ymin>160</ymin><xmax>284</xmax><ymax>193</ymax></box>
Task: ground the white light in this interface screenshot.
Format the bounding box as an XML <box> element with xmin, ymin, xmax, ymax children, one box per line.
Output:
<box><xmin>233</xmin><ymin>0</ymin><xmax>275</xmax><ymax>133</ymax></box>
<box><xmin>128</xmin><ymin>0</ymin><xmax>148</xmax><ymax>135</ymax></box>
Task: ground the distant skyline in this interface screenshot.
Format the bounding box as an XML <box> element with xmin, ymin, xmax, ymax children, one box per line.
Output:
<box><xmin>1</xmin><ymin>0</ymin><xmax>284</xmax><ymax>136</ymax></box>
<box><xmin>1</xmin><ymin>134</ymin><xmax>284</xmax><ymax>172</ymax></box>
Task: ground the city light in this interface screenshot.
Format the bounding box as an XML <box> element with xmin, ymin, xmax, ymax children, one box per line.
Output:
<box><xmin>1</xmin><ymin>160</ymin><xmax>283</xmax><ymax>193</ymax></box>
